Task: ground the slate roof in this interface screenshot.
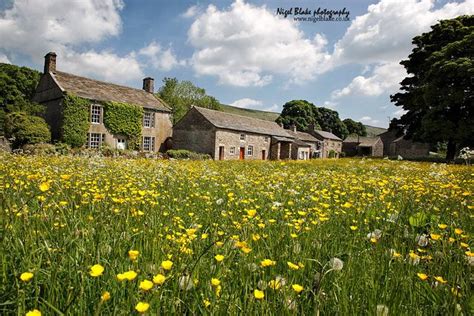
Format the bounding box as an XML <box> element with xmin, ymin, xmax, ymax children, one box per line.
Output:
<box><xmin>312</xmin><ymin>130</ymin><xmax>342</xmax><ymax>141</ymax></box>
<box><xmin>51</xmin><ymin>71</ymin><xmax>170</xmax><ymax>112</ymax></box>
<box><xmin>193</xmin><ymin>106</ymin><xmax>293</xmax><ymax>138</ymax></box>
<box><xmin>286</xmin><ymin>130</ymin><xmax>319</xmax><ymax>143</ymax></box>
<box><xmin>344</xmin><ymin>135</ymin><xmax>381</xmax><ymax>147</ymax></box>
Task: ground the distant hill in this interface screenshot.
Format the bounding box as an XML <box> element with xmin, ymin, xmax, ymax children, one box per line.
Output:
<box><xmin>220</xmin><ymin>104</ymin><xmax>280</xmax><ymax>122</ymax></box>
<box><xmin>364</xmin><ymin>125</ymin><xmax>387</xmax><ymax>137</ymax></box>
<box><xmin>219</xmin><ymin>104</ymin><xmax>387</xmax><ymax>136</ymax></box>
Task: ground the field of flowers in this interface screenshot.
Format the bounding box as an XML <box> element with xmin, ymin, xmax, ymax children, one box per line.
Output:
<box><xmin>0</xmin><ymin>154</ymin><xmax>472</xmax><ymax>315</ymax></box>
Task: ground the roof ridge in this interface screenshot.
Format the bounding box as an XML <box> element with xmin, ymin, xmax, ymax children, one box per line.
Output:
<box><xmin>54</xmin><ymin>71</ymin><xmax>154</xmax><ymax>96</ymax></box>
<box><xmin>193</xmin><ymin>105</ymin><xmax>280</xmax><ymax>125</ymax></box>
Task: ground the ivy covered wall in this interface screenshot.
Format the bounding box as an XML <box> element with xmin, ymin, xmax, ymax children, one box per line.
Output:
<box><xmin>103</xmin><ymin>101</ymin><xmax>143</xmax><ymax>149</ymax></box>
<box><xmin>61</xmin><ymin>94</ymin><xmax>144</xmax><ymax>149</ymax></box>
<box><xmin>61</xmin><ymin>94</ymin><xmax>90</xmax><ymax>147</ymax></box>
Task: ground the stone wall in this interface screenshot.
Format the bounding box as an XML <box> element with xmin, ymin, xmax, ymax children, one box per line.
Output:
<box><xmin>173</xmin><ymin>109</ymin><xmax>216</xmax><ymax>157</ymax></box>
<box><xmin>215</xmin><ymin>129</ymin><xmax>271</xmax><ymax>160</ymax></box>
<box><xmin>0</xmin><ymin>136</ymin><xmax>11</xmax><ymax>152</ymax></box>
<box><xmin>323</xmin><ymin>140</ymin><xmax>342</xmax><ymax>158</ymax></box>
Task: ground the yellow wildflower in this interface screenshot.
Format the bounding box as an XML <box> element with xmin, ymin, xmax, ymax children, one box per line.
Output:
<box><xmin>260</xmin><ymin>259</ymin><xmax>276</xmax><ymax>267</ymax></box>
<box><xmin>161</xmin><ymin>260</ymin><xmax>173</xmax><ymax>270</ymax></box>
<box><xmin>434</xmin><ymin>276</ymin><xmax>447</xmax><ymax>284</ymax></box>
<box><xmin>139</xmin><ymin>279</ymin><xmax>154</xmax><ymax>291</ymax></box>
<box><xmin>20</xmin><ymin>272</ymin><xmax>34</xmax><ymax>282</ymax></box>
<box><xmin>214</xmin><ymin>254</ymin><xmax>224</xmax><ymax>262</ymax></box>
<box><xmin>287</xmin><ymin>261</ymin><xmax>299</xmax><ymax>270</ymax></box>
<box><xmin>89</xmin><ymin>264</ymin><xmax>104</xmax><ymax>277</ymax></box>
<box><xmin>438</xmin><ymin>224</ymin><xmax>448</xmax><ymax>229</ymax></box>
<box><xmin>454</xmin><ymin>228</ymin><xmax>463</xmax><ymax>235</ymax></box>
<box><xmin>101</xmin><ymin>291</ymin><xmax>111</xmax><ymax>302</ymax></box>
<box><xmin>268</xmin><ymin>279</ymin><xmax>282</xmax><ymax>290</ymax></box>
<box><xmin>117</xmin><ymin>270</ymin><xmax>137</xmax><ymax>281</ymax></box>
<box><xmin>350</xmin><ymin>225</ymin><xmax>358</xmax><ymax>231</ymax></box>
<box><xmin>128</xmin><ymin>250</ymin><xmax>139</xmax><ymax>261</ymax></box>
<box><xmin>211</xmin><ymin>278</ymin><xmax>221</xmax><ymax>287</ymax></box>
<box><xmin>38</xmin><ymin>182</ymin><xmax>50</xmax><ymax>192</ymax></box>
<box><xmin>417</xmin><ymin>273</ymin><xmax>428</xmax><ymax>281</ymax></box>
<box><xmin>135</xmin><ymin>302</ymin><xmax>150</xmax><ymax>313</ymax></box>
<box><xmin>292</xmin><ymin>284</ymin><xmax>304</xmax><ymax>294</ymax></box>
<box><xmin>430</xmin><ymin>234</ymin><xmax>441</xmax><ymax>241</ymax></box>
<box><xmin>25</xmin><ymin>309</ymin><xmax>41</xmax><ymax>316</ymax></box>
<box><xmin>153</xmin><ymin>274</ymin><xmax>166</xmax><ymax>285</ymax></box>
<box><xmin>254</xmin><ymin>289</ymin><xmax>265</xmax><ymax>299</ymax></box>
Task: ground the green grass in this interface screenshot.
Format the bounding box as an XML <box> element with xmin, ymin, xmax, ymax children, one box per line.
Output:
<box><xmin>0</xmin><ymin>155</ymin><xmax>472</xmax><ymax>315</ymax></box>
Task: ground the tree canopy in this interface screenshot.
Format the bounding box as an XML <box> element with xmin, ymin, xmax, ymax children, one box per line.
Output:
<box><xmin>276</xmin><ymin>100</ymin><xmax>320</xmax><ymax>131</ymax></box>
<box><xmin>158</xmin><ymin>77</ymin><xmax>221</xmax><ymax>124</ymax></box>
<box><xmin>277</xmin><ymin>100</ymin><xmax>350</xmax><ymax>139</ymax></box>
<box><xmin>390</xmin><ymin>15</ymin><xmax>474</xmax><ymax>161</ymax></box>
<box><xmin>343</xmin><ymin>118</ymin><xmax>367</xmax><ymax>136</ymax></box>
<box><xmin>0</xmin><ymin>63</ymin><xmax>43</xmax><ymax>135</ymax></box>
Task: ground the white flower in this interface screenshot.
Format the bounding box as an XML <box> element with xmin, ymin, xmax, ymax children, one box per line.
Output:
<box><xmin>329</xmin><ymin>257</ymin><xmax>344</xmax><ymax>271</ymax></box>
<box><xmin>178</xmin><ymin>275</ymin><xmax>194</xmax><ymax>291</ymax></box>
<box><xmin>275</xmin><ymin>275</ymin><xmax>287</xmax><ymax>286</ymax></box>
<box><xmin>216</xmin><ymin>198</ymin><xmax>224</xmax><ymax>205</ymax></box>
<box><xmin>367</xmin><ymin>229</ymin><xmax>382</xmax><ymax>240</ymax></box>
<box><xmin>376</xmin><ymin>304</ymin><xmax>389</xmax><ymax>316</ymax></box>
<box><xmin>416</xmin><ymin>234</ymin><xmax>429</xmax><ymax>247</ymax></box>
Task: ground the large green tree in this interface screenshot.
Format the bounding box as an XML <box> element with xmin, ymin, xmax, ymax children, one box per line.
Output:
<box><xmin>158</xmin><ymin>77</ymin><xmax>221</xmax><ymax>124</ymax></box>
<box><xmin>343</xmin><ymin>118</ymin><xmax>367</xmax><ymax>136</ymax></box>
<box><xmin>390</xmin><ymin>15</ymin><xmax>473</xmax><ymax>161</ymax></box>
<box><xmin>0</xmin><ymin>63</ymin><xmax>43</xmax><ymax>135</ymax></box>
<box><xmin>316</xmin><ymin>107</ymin><xmax>349</xmax><ymax>139</ymax></box>
<box><xmin>276</xmin><ymin>100</ymin><xmax>320</xmax><ymax>131</ymax></box>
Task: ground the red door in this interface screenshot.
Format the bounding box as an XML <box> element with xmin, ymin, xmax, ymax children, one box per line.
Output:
<box><xmin>219</xmin><ymin>146</ymin><xmax>224</xmax><ymax>160</ymax></box>
<box><xmin>239</xmin><ymin>147</ymin><xmax>245</xmax><ymax>160</ymax></box>
<box><xmin>262</xmin><ymin>150</ymin><xmax>266</xmax><ymax>160</ymax></box>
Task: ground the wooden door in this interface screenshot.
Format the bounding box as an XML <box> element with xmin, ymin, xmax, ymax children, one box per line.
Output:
<box><xmin>261</xmin><ymin>150</ymin><xmax>266</xmax><ymax>160</ymax></box>
<box><xmin>239</xmin><ymin>147</ymin><xmax>245</xmax><ymax>160</ymax></box>
<box><xmin>219</xmin><ymin>146</ymin><xmax>224</xmax><ymax>160</ymax></box>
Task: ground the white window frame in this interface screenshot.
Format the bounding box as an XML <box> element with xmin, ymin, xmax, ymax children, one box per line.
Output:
<box><xmin>143</xmin><ymin>111</ymin><xmax>155</xmax><ymax>128</ymax></box>
<box><xmin>240</xmin><ymin>133</ymin><xmax>245</xmax><ymax>141</ymax></box>
<box><xmin>90</xmin><ymin>104</ymin><xmax>101</xmax><ymax>124</ymax></box>
<box><xmin>247</xmin><ymin>145</ymin><xmax>253</xmax><ymax>156</ymax></box>
<box><xmin>230</xmin><ymin>146</ymin><xmax>235</xmax><ymax>155</ymax></box>
<box><xmin>142</xmin><ymin>136</ymin><xmax>155</xmax><ymax>152</ymax></box>
<box><xmin>87</xmin><ymin>133</ymin><xmax>104</xmax><ymax>148</ymax></box>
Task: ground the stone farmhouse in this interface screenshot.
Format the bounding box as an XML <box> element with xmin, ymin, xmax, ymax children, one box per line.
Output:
<box><xmin>33</xmin><ymin>52</ymin><xmax>172</xmax><ymax>152</ymax></box>
<box><xmin>342</xmin><ymin>135</ymin><xmax>384</xmax><ymax>157</ymax></box>
<box><xmin>379</xmin><ymin>129</ymin><xmax>430</xmax><ymax>158</ymax></box>
<box><xmin>306</xmin><ymin>126</ymin><xmax>343</xmax><ymax>158</ymax></box>
<box><xmin>173</xmin><ymin>106</ymin><xmax>332</xmax><ymax>160</ymax></box>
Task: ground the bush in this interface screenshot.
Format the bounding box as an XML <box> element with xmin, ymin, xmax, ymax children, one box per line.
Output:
<box><xmin>4</xmin><ymin>112</ymin><xmax>51</xmax><ymax>148</ymax></box>
<box><xmin>22</xmin><ymin>143</ymin><xmax>56</xmax><ymax>155</ymax></box>
<box><xmin>328</xmin><ymin>150</ymin><xmax>336</xmax><ymax>158</ymax></box>
<box><xmin>166</xmin><ymin>149</ymin><xmax>211</xmax><ymax>160</ymax></box>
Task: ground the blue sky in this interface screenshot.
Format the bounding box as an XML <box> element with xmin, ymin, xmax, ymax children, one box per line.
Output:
<box><xmin>1</xmin><ymin>0</ymin><xmax>473</xmax><ymax>127</ymax></box>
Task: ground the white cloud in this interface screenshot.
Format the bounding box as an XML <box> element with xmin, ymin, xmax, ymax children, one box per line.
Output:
<box><xmin>359</xmin><ymin>116</ymin><xmax>380</xmax><ymax>125</ymax></box>
<box><xmin>263</xmin><ymin>104</ymin><xmax>279</xmax><ymax>112</ymax></box>
<box><xmin>331</xmin><ymin>0</ymin><xmax>474</xmax><ymax>66</ymax></box>
<box><xmin>331</xmin><ymin>62</ymin><xmax>406</xmax><ymax>99</ymax></box>
<box><xmin>182</xmin><ymin>5</ymin><xmax>199</xmax><ymax>18</ymax></box>
<box><xmin>139</xmin><ymin>41</ymin><xmax>184</xmax><ymax>72</ymax></box>
<box><xmin>0</xmin><ymin>0</ymin><xmax>148</xmax><ymax>84</ymax></box>
<box><xmin>329</xmin><ymin>0</ymin><xmax>474</xmax><ymax>100</ymax></box>
<box><xmin>230</xmin><ymin>98</ymin><xmax>263</xmax><ymax>108</ymax></box>
<box><xmin>188</xmin><ymin>0</ymin><xmax>331</xmax><ymax>87</ymax></box>
<box><xmin>0</xmin><ymin>53</ymin><xmax>11</xmax><ymax>64</ymax></box>
<box><xmin>392</xmin><ymin>108</ymin><xmax>407</xmax><ymax>117</ymax></box>
<box><xmin>60</xmin><ymin>50</ymin><xmax>143</xmax><ymax>83</ymax></box>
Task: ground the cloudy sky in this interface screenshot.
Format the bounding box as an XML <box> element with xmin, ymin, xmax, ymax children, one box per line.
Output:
<box><xmin>1</xmin><ymin>0</ymin><xmax>473</xmax><ymax>127</ymax></box>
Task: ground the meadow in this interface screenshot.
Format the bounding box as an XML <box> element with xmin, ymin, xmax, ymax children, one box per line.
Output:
<box><xmin>0</xmin><ymin>154</ymin><xmax>472</xmax><ymax>315</ymax></box>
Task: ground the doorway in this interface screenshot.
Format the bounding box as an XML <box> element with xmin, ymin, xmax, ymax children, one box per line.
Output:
<box><xmin>219</xmin><ymin>146</ymin><xmax>224</xmax><ymax>160</ymax></box>
<box><xmin>117</xmin><ymin>138</ymin><xmax>126</xmax><ymax>150</ymax></box>
<box><xmin>239</xmin><ymin>147</ymin><xmax>245</xmax><ymax>160</ymax></box>
<box><xmin>261</xmin><ymin>149</ymin><xmax>266</xmax><ymax>160</ymax></box>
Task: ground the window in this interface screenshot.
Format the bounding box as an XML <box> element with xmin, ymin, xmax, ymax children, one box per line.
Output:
<box><xmin>86</xmin><ymin>133</ymin><xmax>104</xmax><ymax>148</ymax></box>
<box><xmin>143</xmin><ymin>111</ymin><xmax>155</xmax><ymax>128</ymax></box>
<box><xmin>230</xmin><ymin>147</ymin><xmax>235</xmax><ymax>155</ymax></box>
<box><xmin>90</xmin><ymin>104</ymin><xmax>101</xmax><ymax>124</ymax></box>
<box><xmin>247</xmin><ymin>145</ymin><xmax>253</xmax><ymax>156</ymax></box>
<box><xmin>142</xmin><ymin>136</ymin><xmax>155</xmax><ymax>152</ymax></box>
<box><xmin>240</xmin><ymin>134</ymin><xmax>245</xmax><ymax>141</ymax></box>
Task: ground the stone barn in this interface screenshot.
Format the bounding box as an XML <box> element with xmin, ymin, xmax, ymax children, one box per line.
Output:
<box><xmin>343</xmin><ymin>135</ymin><xmax>384</xmax><ymax>157</ymax></box>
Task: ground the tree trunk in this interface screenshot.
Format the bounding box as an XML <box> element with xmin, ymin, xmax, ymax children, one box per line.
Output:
<box><xmin>446</xmin><ymin>139</ymin><xmax>456</xmax><ymax>162</ymax></box>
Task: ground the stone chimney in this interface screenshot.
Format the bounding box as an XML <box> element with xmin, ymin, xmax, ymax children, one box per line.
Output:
<box><xmin>290</xmin><ymin>124</ymin><xmax>297</xmax><ymax>132</ymax></box>
<box><xmin>143</xmin><ymin>77</ymin><xmax>154</xmax><ymax>93</ymax></box>
<box><xmin>44</xmin><ymin>52</ymin><xmax>57</xmax><ymax>73</ymax></box>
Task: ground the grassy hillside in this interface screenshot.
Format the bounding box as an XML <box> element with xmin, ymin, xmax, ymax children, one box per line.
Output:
<box><xmin>219</xmin><ymin>104</ymin><xmax>280</xmax><ymax>122</ymax></box>
<box><xmin>365</xmin><ymin>125</ymin><xmax>387</xmax><ymax>137</ymax></box>
<box><xmin>219</xmin><ymin>104</ymin><xmax>388</xmax><ymax>136</ymax></box>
